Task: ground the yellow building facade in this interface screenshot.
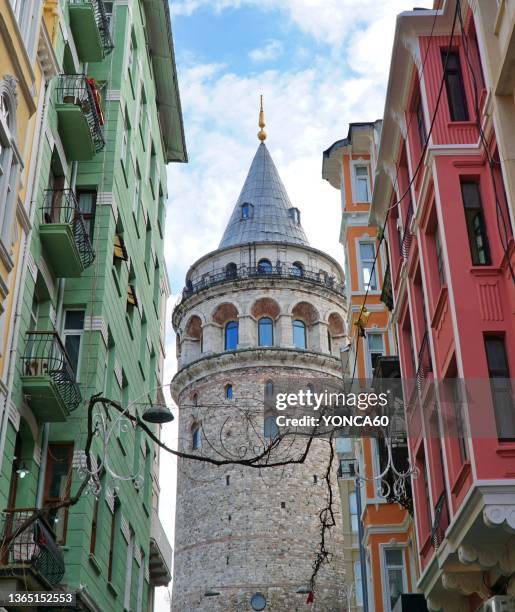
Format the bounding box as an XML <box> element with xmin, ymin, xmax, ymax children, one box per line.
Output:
<box><xmin>323</xmin><ymin>122</ymin><xmax>421</xmax><ymax>612</ymax></box>
<box><xmin>0</xmin><ymin>0</ymin><xmax>57</xmax><ymax>453</ymax></box>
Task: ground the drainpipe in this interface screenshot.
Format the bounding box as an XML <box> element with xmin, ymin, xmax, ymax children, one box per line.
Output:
<box><xmin>0</xmin><ymin>74</ymin><xmax>52</xmax><ymax>479</ymax></box>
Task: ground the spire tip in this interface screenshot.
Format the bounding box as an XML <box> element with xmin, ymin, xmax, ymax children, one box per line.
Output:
<box><xmin>258</xmin><ymin>94</ymin><xmax>267</xmax><ymax>142</ymax></box>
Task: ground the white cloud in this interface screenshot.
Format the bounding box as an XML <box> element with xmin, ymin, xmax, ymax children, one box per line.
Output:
<box><xmin>249</xmin><ymin>39</ymin><xmax>283</xmax><ymax>62</ymax></box>
<box><xmin>171</xmin><ymin>0</ymin><xmax>432</xmax><ymax>46</ymax></box>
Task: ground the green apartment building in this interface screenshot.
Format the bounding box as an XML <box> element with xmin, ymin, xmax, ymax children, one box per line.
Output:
<box><xmin>0</xmin><ymin>0</ymin><xmax>186</xmax><ymax>609</ymax></box>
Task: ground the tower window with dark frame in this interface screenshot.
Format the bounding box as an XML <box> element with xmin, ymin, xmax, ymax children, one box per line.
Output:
<box><xmin>442</xmin><ymin>50</ymin><xmax>469</xmax><ymax>121</ymax></box>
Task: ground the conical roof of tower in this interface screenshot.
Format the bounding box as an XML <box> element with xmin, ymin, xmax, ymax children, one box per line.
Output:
<box><xmin>219</xmin><ymin>142</ymin><xmax>309</xmax><ymax>248</ymax></box>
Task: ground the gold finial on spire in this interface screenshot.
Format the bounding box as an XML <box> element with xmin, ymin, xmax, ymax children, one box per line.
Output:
<box><xmin>258</xmin><ymin>94</ymin><xmax>267</xmax><ymax>142</ymax></box>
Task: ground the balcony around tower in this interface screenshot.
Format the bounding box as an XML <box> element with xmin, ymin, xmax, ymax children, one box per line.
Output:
<box><xmin>179</xmin><ymin>261</ymin><xmax>345</xmax><ymax>304</ymax></box>
<box><xmin>149</xmin><ymin>508</ymin><xmax>172</xmax><ymax>586</ymax></box>
<box><xmin>0</xmin><ymin>510</ymin><xmax>65</xmax><ymax>590</ymax></box>
<box><xmin>55</xmin><ymin>75</ymin><xmax>105</xmax><ymax>161</ymax></box>
<box><xmin>68</xmin><ymin>0</ymin><xmax>113</xmax><ymax>62</ymax></box>
<box><xmin>40</xmin><ymin>188</ymin><xmax>95</xmax><ymax>277</ymax></box>
<box><xmin>20</xmin><ymin>331</ymin><xmax>82</xmax><ymax>423</ymax></box>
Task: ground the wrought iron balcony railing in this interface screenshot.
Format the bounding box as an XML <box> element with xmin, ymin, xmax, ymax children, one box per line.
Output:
<box><xmin>42</xmin><ymin>189</ymin><xmax>95</xmax><ymax>270</ymax></box>
<box><xmin>430</xmin><ymin>492</ymin><xmax>449</xmax><ymax>549</ymax></box>
<box><xmin>1</xmin><ymin>509</ymin><xmax>65</xmax><ymax>586</ymax></box>
<box><xmin>400</xmin><ymin>200</ymin><xmax>414</xmax><ymax>259</ymax></box>
<box><xmin>69</xmin><ymin>0</ymin><xmax>114</xmax><ymax>56</ymax></box>
<box><xmin>180</xmin><ymin>263</ymin><xmax>345</xmax><ymax>302</ymax></box>
<box><xmin>415</xmin><ymin>331</ymin><xmax>433</xmax><ymax>393</ymax></box>
<box><xmin>56</xmin><ymin>75</ymin><xmax>105</xmax><ymax>153</ymax></box>
<box><xmin>21</xmin><ymin>331</ymin><xmax>82</xmax><ymax>412</ymax></box>
<box><xmin>380</xmin><ymin>263</ymin><xmax>393</xmax><ymax>310</ymax></box>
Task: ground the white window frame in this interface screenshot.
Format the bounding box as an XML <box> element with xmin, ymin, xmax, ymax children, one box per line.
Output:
<box><xmin>381</xmin><ymin>545</ymin><xmax>408</xmax><ymax>612</ymax></box>
<box><xmin>351</xmin><ymin>159</ymin><xmax>371</xmax><ymax>203</ymax></box>
<box><xmin>0</xmin><ymin>81</ymin><xmax>22</xmax><ymax>250</ymax></box>
<box><xmin>349</xmin><ymin>490</ymin><xmax>359</xmax><ymax>533</ymax></box>
<box><xmin>62</xmin><ymin>309</ymin><xmax>85</xmax><ymax>382</ymax></box>
<box><xmin>366</xmin><ymin>331</ymin><xmax>385</xmax><ymax>378</ymax></box>
<box><xmin>356</xmin><ymin>239</ymin><xmax>379</xmax><ymax>293</ymax></box>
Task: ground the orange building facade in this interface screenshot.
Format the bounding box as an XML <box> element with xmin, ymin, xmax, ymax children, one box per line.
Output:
<box><xmin>323</xmin><ymin>123</ymin><xmax>425</xmax><ymax>612</ymax></box>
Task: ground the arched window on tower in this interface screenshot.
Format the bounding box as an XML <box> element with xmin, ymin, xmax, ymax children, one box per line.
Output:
<box><xmin>225</xmin><ymin>321</ymin><xmax>238</xmax><ymax>351</ymax></box>
<box><xmin>192</xmin><ymin>424</ymin><xmax>201</xmax><ymax>450</ymax></box>
<box><xmin>258</xmin><ymin>317</ymin><xmax>273</xmax><ymax>347</ymax></box>
<box><xmin>257</xmin><ymin>259</ymin><xmax>273</xmax><ymax>275</ymax></box>
<box><xmin>225</xmin><ymin>262</ymin><xmax>237</xmax><ymax>279</ymax></box>
<box><xmin>264</xmin><ymin>415</ymin><xmax>279</xmax><ymax>440</ymax></box>
<box><xmin>293</xmin><ymin>320</ymin><xmax>307</xmax><ymax>349</ymax></box>
<box><xmin>265</xmin><ymin>380</ymin><xmax>274</xmax><ymax>398</ymax></box>
<box><xmin>225</xmin><ymin>384</ymin><xmax>234</xmax><ymax>399</ymax></box>
<box><xmin>291</xmin><ymin>261</ymin><xmax>304</xmax><ymax>277</ymax></box>
<box><xmin>241</xmin><ymin>202</ymin><xmax>253</xmax><ymax>219</ymax></box>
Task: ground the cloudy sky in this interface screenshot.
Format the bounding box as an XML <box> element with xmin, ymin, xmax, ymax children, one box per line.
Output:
<box><xmin>155</xmin><ymin>0</ymin><xmax>431</xmax><ymax>608</ymax></box>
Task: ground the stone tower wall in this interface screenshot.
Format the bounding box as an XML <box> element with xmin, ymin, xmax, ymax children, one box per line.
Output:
<box><xmin>171</xmin><ymin>244</ymin><xmax>349</xmax><ymax>611</ymax></box>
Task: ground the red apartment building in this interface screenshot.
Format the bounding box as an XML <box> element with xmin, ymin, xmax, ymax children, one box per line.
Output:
<box><xmin>370</xmin><ymin>1</ymin><xmax>515</xmax><ymax>611</ymax></box>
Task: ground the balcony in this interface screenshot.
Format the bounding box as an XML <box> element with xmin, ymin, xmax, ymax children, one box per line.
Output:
<box><xmin>20</xmin><ymin>331</ymin><xmax>82</xmax><ymax>423</ymax></box>
<box><xmin>430</xmin><ymin>491</ymin><xmax>450</xmax><ymax>550</ymax></box>
<box><xmin>40</xmin><ymin>189</ymin><xmax>95</xmax><ymax>277</ymax></box>
<box><xmin>399</xmin><ymin>200</ymin><xmax>414</xmax><ymax>260</ymax></box>
<box><xmin>178</xmin><ymin>263</ymin><xmax>344</xmax><ymax>307</ymax></box>
<box><xmin>149</xmin><ymin>509</ymin><xmax>172</xmax><ymax>586</ymax></box>
<box><xmin>0</xmin><ymin>510</ymin><xmax>65</xmax><ymax>588</ymax></box>
<box><xmin>55</xmin><ymin>75</ymin><xmax>105</xmax><ymax>160</ymax></box>
<box><xmin>68</xmin><ymin>0</ymin><xmax>113</xmax><ymax>62</ymax></box>
<box><xmin>380</xmin><ymin>263</ymin><xmax>393</xmax><ymax>310</ymax></box>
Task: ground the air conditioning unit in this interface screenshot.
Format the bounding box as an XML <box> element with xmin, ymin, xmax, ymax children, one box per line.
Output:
<box><xmin>477</xmin><ymin>596</ymin><xmax>515</xmax><ymax>612</ymax></box>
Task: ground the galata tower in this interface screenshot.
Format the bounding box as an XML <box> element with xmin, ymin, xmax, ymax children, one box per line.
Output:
<box><xmin>171</xmin><ymin>104</ymin><xmax>348</xmax><ymax>611</ymax></box>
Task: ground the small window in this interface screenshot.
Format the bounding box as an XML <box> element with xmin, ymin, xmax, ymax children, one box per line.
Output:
<box><xmin>349</xmin><ymin>491</ymin><xmax>358</xmax><ymax>533</ymax></box>
<box><xmin>265</xmin><ymin>380</ymin><xmax>274</xmax><ymax>398</ymax></box>
<box><xmin>225</xmin><ymin>384</ymin><xmax>234</xmax><ymax>399</ymax></box>
<box><xmin>113</xmin><ymin>233</ymin><xmax>128</xmax><ymax>261</ymax></box>
<box><xmin>461</xmin><ymin>181</ymin><xmax>490</xmax><ymax>265</ymax></box>
<box><xmin>289</xmin><ymin>207</ymin><xmax>300</xmax><ymax>224</ymax></box>
<box><xmin>293</xmin><ymin>320</ymin><xmax>307</xmax><ymax>349</ymax></box>
<box><xmin>192</xmin><ymin>425</ymin><xmax>201</xmax><ymax>450</ymax></box>
<box><xmin>76</xmin><ymin>190</ymin><xmax>97</xmax><ymax>239</ymax></box>
<box><xmin>258</xmin><ymin>317</ymin><xmax>273</xmax><ymax>347</ymax></box>
<box><xmin>442</xmin><ymin>50</ymin><xmax>469</xmax><ymax>121</ymax></box>
<box><xmin>384</xmin><ymin>548</ymin><xmax>406</xmax><ymax>610</ymax></box>
<box><xmin>241</xmin><ymin>202</ymin><xmax>252</xmax><ymax>219</ymax></box>
<box><xmin>225</xmin><ymin>321</ymin><xmax>238</xmax><ymax>351</ymax></box>
<box><xmin>63</xmin><ymin>310</ymin><xmax>85</xmax><ymax>375</ymax></box>
<box><xmin>264</xmin><ymin>415</ymin><xmax>279</xmax><ymax>440</ymax></box>
<box><xmin>291</xmin><ymin>262</ymin><xmax>303</xmax><ymax>277</ymax></box>
<box><xmin>416</xmin><ymin>97</ymin><xmax>427</xmax><ymax>148</ymax></box>
<box><xmin>484</xmin><ymin>336</ymin><xmax>514</xmax><ymax>441</ymax></box>
<box><xmin>367</xmin><ymin>333</ymin><xmax>385</xmax><ymax>376</ymax></box>
<box><xmin>354</xmin><ymin>165</ymin><xmax>370</xmax><ymax>202</ymax></box>
<box><xmin>225</xmin><ymin>262</ymin><xmax>237</xmax><ymax>279</ymax></box>
<box><xmin>193</xmin><ymin>393</ymin><xmax>198</xmax><ymax>407</ymax></box>
<box><xmin>327</xmin><ymin>330</ymin><xmax>332</xmax><ymax>354</ymax></box>
<box><xmin>359</xmin><ymin>242</ymin><xmax>377</xmax><ymax>290</ymax></box>
<box><xmin>435</xmin><ymin>230</ymin><xmax>446</xmax><ymax>286</ymax></box>
<box><xmin>258</xmin><ymin>259</ymin><xmax>273</xmax><ymax>274</ymax></box>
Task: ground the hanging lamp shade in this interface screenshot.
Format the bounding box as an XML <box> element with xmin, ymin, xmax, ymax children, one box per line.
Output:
<box><xmin>142</xmin><ymin>403</ymin><xmax>174</xmax><ymax>424</ymax></box>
